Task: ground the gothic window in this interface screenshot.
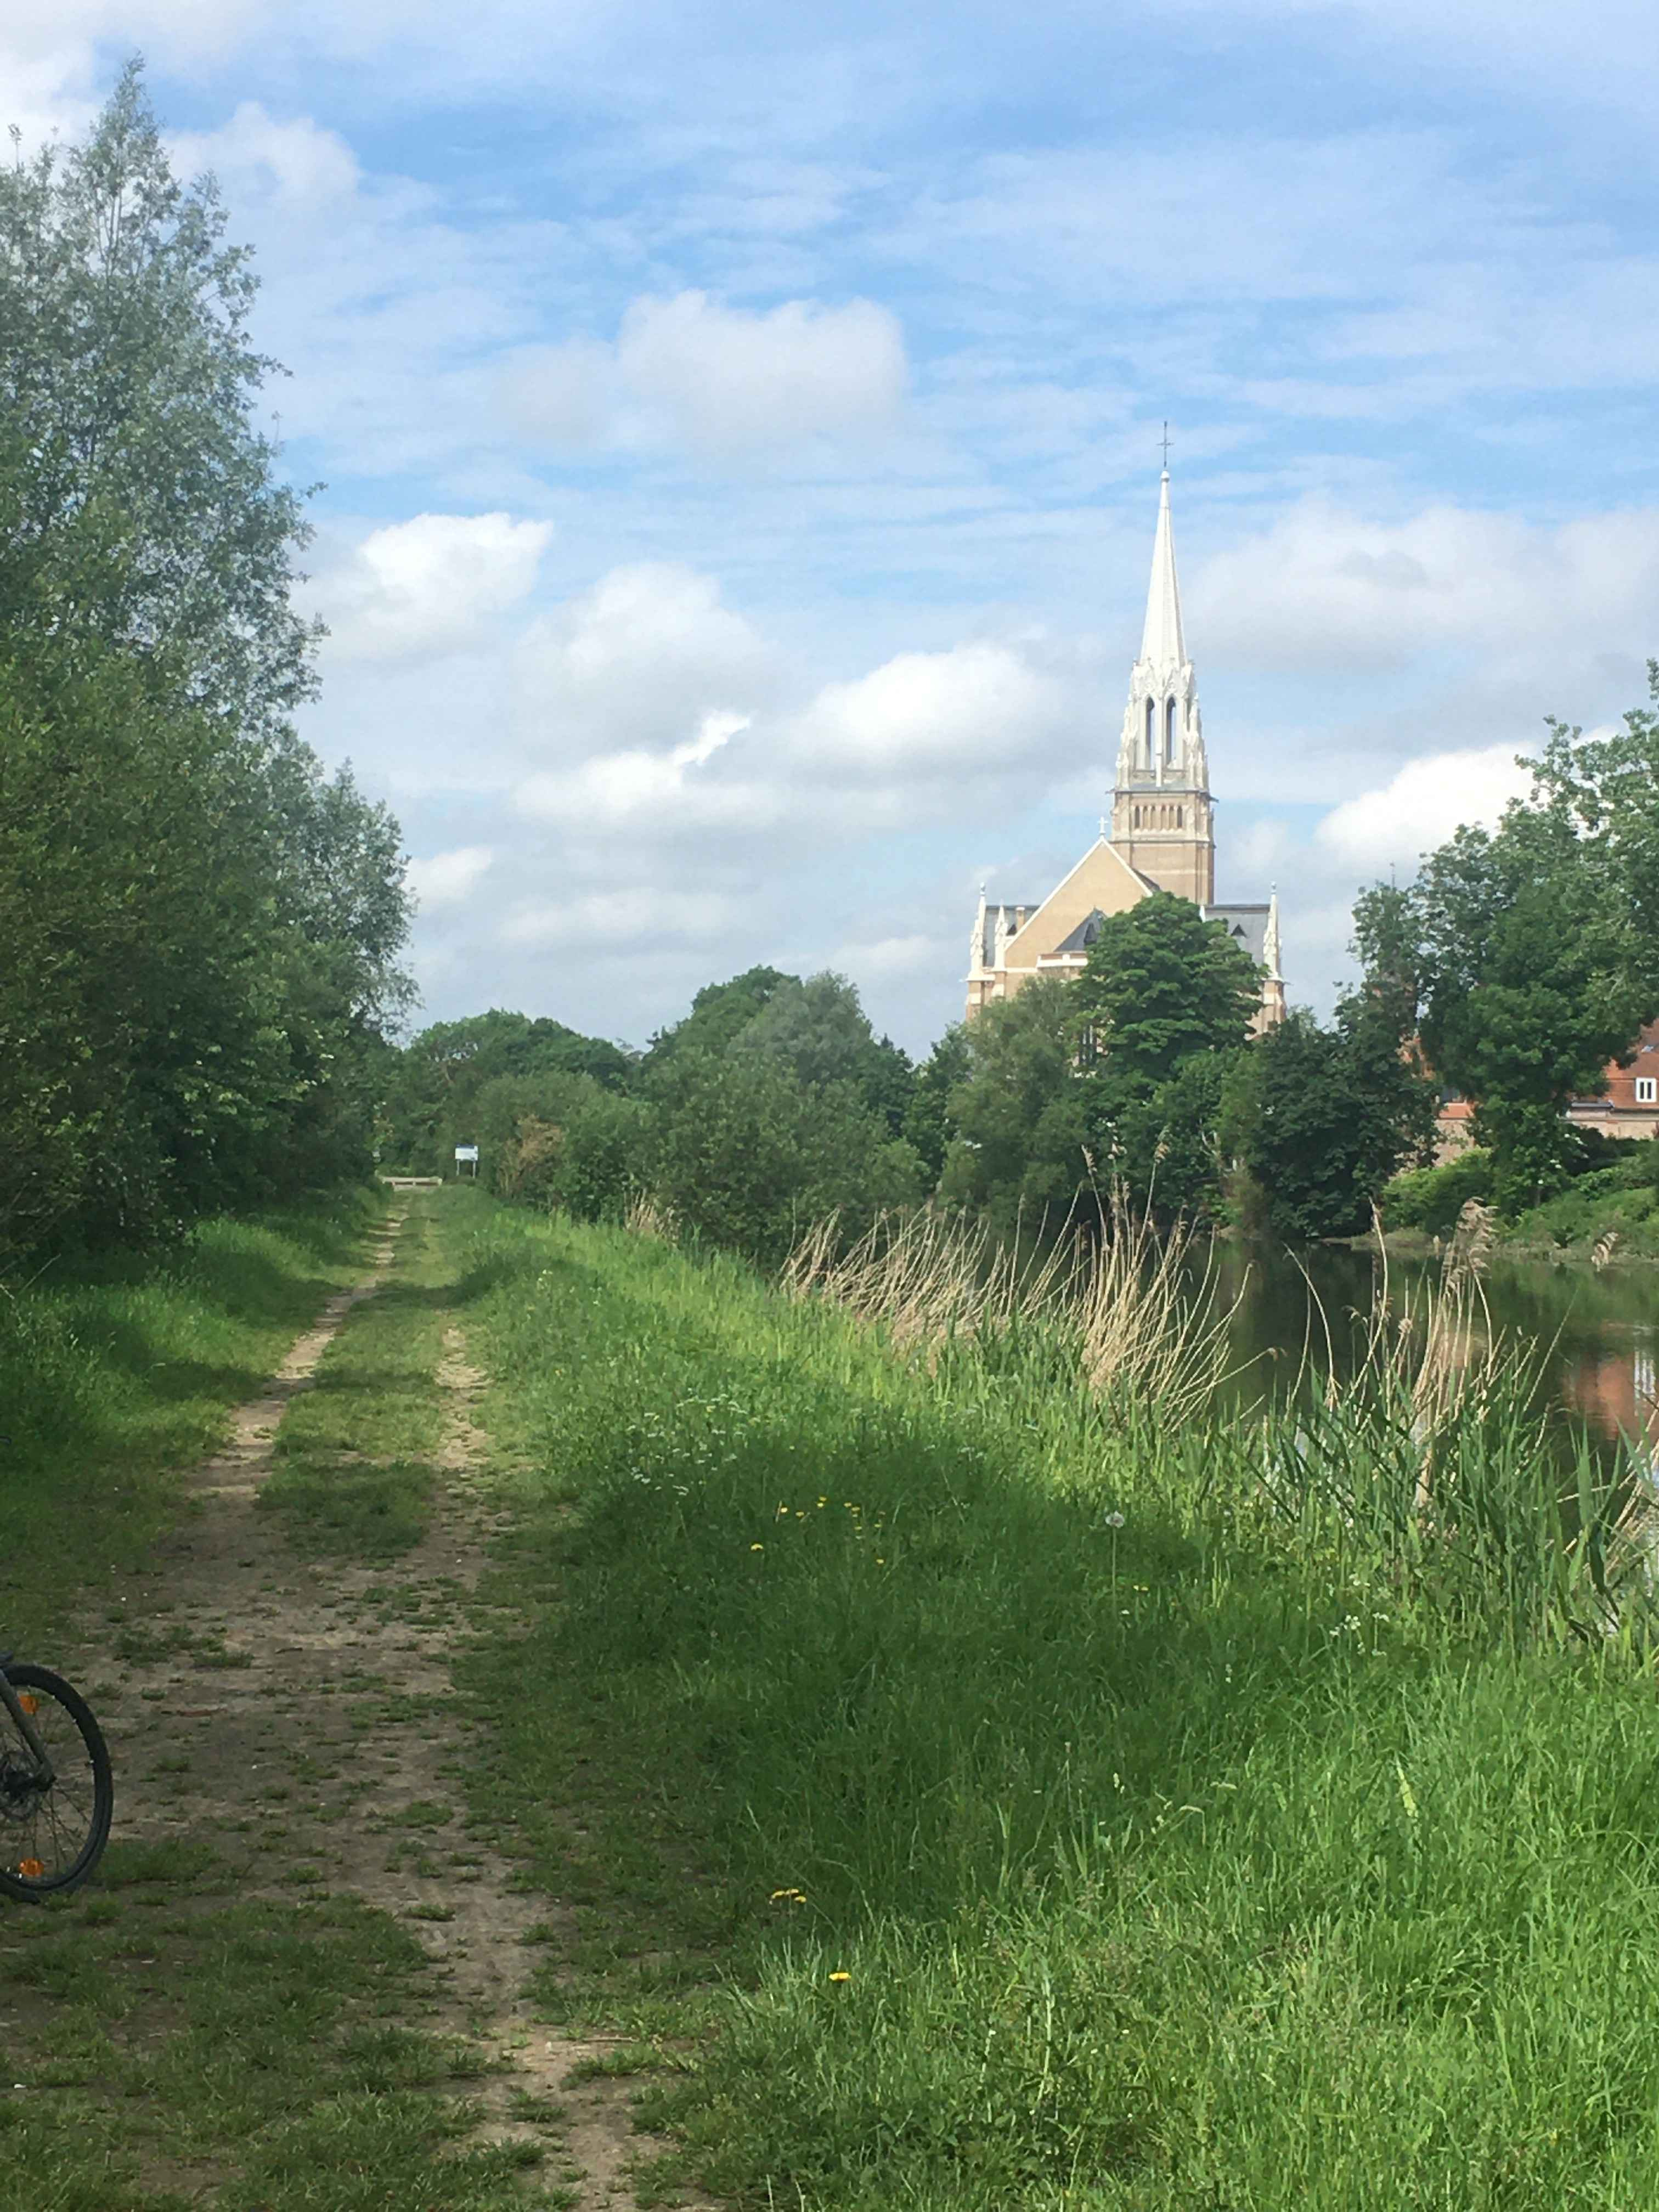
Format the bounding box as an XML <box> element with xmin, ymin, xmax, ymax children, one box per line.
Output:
<box><xmin>1144</xmin><ymin>697</ymin><xmax>1155</xmax><ymax>765</ymax></box>
<box><xmin>1165</xmin><ymin>697</ymin><xmax>1178</xmax><ymax>762</ymax></box>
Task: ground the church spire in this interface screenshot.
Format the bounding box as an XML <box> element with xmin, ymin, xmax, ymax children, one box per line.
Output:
<box><xmin>1139</xmin><ymin>468</ymin><xmax>1185</xmax><ymax>674</ymax></box>
<box><xmin>1110</xmin><ymin>457</ymin><xmax>1215</xmax><ymax>906</ymax></box>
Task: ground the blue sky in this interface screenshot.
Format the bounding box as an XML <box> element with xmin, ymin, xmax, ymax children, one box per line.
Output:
<box><xmin>9</xmin><ymin>0</ymin><xmax>1658</xmax><ymax>1053</ymax></box>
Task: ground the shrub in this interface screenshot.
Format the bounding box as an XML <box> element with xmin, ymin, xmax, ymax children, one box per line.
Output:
<box><xmin>1380</xmin><ymin>1149</ymin><xmax>1494</xmax><ymax>1235</ymax></box>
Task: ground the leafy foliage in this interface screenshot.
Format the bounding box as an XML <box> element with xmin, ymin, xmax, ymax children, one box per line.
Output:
<box><xmin>647</xmin><ymin>1049</ymin><xmax>921</xmax><ymax>1265</ymax></box>
<box><xmin>1371</xmin><ymin>685</ymin><xmax>1659</xmax><ymax>1216</ymax></box>
<box><xmin>1071</xmin><ymin>893</ymin><xmax>1260</xmax><ymax>1096</ymax></box>
<box><xmin>0</xmin><ymin>71</ymin><xmax>411</xmax><ymax>1258</ymax></box>
<box><xmin>380</xmin><ymin>1010</ymin><xmax>636</xmax><ymax>1173</ymax></box>
<box><xmin>939</xmin><ymin>980</ymin><xmax>1091</xmax><ymax>1232</ymax></box>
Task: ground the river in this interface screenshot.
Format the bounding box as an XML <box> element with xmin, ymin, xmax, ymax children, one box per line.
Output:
<box><xmin>1211</xmin><ymin>1240</ymin><xmax>1658</xmax><ymax>1466</ymax></box>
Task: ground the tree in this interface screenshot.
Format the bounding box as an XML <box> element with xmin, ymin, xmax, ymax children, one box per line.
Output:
<box><xmin>1235</xmin><ymin>1012</ymin><xmax>1391</xmax><ymax>1242</ymax></box>
<box><xmin>381</xmin><ymin>1010</ymin><xmax>635</xmax><ymax>1172</ymax></box>
<box><xmin>1070</xmin><ymin>893</ymin><xmax>1262</xmax><ymax>1099</ymax></box>
<box><xmin>644</xmin><ymin>967</ymin><xmax>796</xmax><ymax>1071</ymax></box>
<box><xmin>0</xmin><ymin>72</ymin><xmax>412</xmax><ymax>1251</ymax></box>
<box><xmin>734</xmin><ymin>972</ymin><xmax>915</xmax><ymax>1135</ymax></box>
<box><xmin>905</xmin><ymin>1025</ymin><xmax>972</xmax><ymax>1186</ymax></box>
<box><xmin>647</xmin><ymin>1050</ymin><xmax>921</xmax><ymax>1266</ymax></box>
<box><xmin>471</xmin><ymin>1072</ymin><xmax>651</xmax><ymax>1221</ymax></box>
<box><xmin>0</xmin><ymin>61</ymin><xmax>317</xmax><ymax>735</ymax></box>
<box><xmin>1406</xmin><ymin>775</ymin><xmax>1654</xmax><ymax>1215</ymax></box>
<box><xmin>939</xmin><ymin>980</ymin><xmax>1090</xmax><ymax>1232</ymax></box>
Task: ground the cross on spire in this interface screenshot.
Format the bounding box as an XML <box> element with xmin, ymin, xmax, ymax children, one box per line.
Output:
<box><xmin>1159</xmin><ymin>420</ymin><xmax>1172</xmax><ymax>473</ymax></box>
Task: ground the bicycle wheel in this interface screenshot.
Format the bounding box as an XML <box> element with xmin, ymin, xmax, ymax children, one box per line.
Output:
<box><xmin>0</xmin><ymin>1664</ymin><xmax>114</xmax><ymax>1900</ymax></box>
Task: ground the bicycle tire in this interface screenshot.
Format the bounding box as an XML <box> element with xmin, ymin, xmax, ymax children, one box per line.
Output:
<box><xmin>0</xmin><ymin>1663</ymin><xmax>114</xmax><ymax>1900</ymax></box>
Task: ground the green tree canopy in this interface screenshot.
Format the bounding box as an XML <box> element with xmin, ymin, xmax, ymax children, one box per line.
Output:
<box><xmin>1070</xmin><ymin>894</ymin><xmax>1262</xmax><ymax>1098</ymax></box>
<box><xmin>380</xmin><ymin>1010</ymin><xmax>636</xmax><ymax>1173</ymax></box>
<box><xmin>644</xmin><ymin>967</ymin><xmax>797</xmax><ymax>1070</ymax></box>
<box><xmin>905</xmin><ymin>1024</ymin><xmax>972</xmax><ymax>1185</ymax></box>
<box><xmin>939</xmin><ymin>980</ymin><xmax>1091</xmax><ymax>1232</ymax></box>
<box><xmin>1384</xmin><ymin>708</ymin><xmax>1659</xmax><ymax>1214</ymax></box>
<box><xmin>0</xmin><ymin>61</ymin><xmax>318</xmax><ymax>734</ymax></box>
<box><xmin>648</xmin><ymin>1049</ymin><xmax>921</xmax><ymax>1266</ymax></box>
<box><xmin>0</xmin><ymin>71</ymin><xmax>411</xmax><ymax>1254</ymax></box>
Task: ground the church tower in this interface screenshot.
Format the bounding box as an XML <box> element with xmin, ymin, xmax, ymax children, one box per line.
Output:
<box><xmin>965</xmin><ymin>455</ymin><xmax>1283</xmax><ymax>1027</ymax></box>
<box><xmin>1108</xmin><ymin>469</ymin><xmax>1215</xmax><ymax>906</ymax></box>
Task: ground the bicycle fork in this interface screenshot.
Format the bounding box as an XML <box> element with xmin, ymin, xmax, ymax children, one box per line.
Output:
<box><xmin>0</xmin><ymin>1664</ymin><xmax>54</xmax><ymax>1790</ymax></box>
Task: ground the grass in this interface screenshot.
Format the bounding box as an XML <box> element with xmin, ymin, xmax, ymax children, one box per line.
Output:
<box><xmin>436</xmin><ymin>1187</ymin><xmax>1659</xmax><ymax>2210</ymax></box>
<box><xmin>0</xmin><ymin>1863</ymin><xmax>552</xmax><ymax>2212</ymax></box>
<box><xmin>0</xmin><ymin>1191</ymin><xmax>380</xmax><ymax>1646</ymax></box>
<box><xmin>0</xmin><ymin>1187</ymin><xmax>574</xmax><ymax>2211</ymax></box>
<box><xmin>259</xmin><ymin>1197</ymin><xmax>456</xmax><ymax>1558</ymax></box>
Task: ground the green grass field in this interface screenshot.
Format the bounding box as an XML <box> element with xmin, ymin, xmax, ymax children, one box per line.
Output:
<box><xmin>441</xmin><ymin>1189</ymin><xmax>1659</xmax><ymax>2210</ymax></box>
<box><xmin>0</xmin><ymin>1193</ymin><xmax>379</xmax><ymax>1646</ymax></box>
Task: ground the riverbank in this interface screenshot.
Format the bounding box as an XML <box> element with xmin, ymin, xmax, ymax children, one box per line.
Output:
<box><xmin>1380</xmin><ymin>1143</ymin><xmax>1659</xmax><ymax>1262</ymax></box>
<box><xmin>446</xmin><ymin>1189</ymin><xmax>1659</xmax><ymax>2209</ymax></box>
<box><xmin>12</xmin><ymin>1186</ymin><xmax>1659</xmax><ymax>2206</ymax></box>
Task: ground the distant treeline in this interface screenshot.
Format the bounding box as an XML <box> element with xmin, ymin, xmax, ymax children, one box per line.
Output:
<box><xmin>0</xmin><ymin>69</ymin><xmax>410</xmax><ymax>1262</ymax></box>
<box><xmin>377</xmin><ymin>897</ymin><xmax>1438</xmax><ymax>1260</ymax></box>
<box><xmin>392</xmin><ymin>684</ymin><xmax>1659</xmax><ymax>1259</ymax></box>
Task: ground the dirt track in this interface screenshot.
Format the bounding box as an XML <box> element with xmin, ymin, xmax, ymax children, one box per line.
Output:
<box><xmin>85</xmin><ymin>1197</ymin><xmax>691</xmax><ymax>2207</ymax></box>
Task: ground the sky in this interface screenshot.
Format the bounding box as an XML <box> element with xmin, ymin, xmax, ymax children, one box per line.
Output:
<box><xmin>8</xmin><ymin>0</ymin><xmax>1658</xmax><ymax>1056</ymax></box>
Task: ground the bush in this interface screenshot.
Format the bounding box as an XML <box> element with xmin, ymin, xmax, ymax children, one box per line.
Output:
<box><xmin>647</xmin><ymin>1050</ymin><xmax>922</xmax><ymax>1267</ymax></box>
<box><xmin>1379</xmin><ymin>1148</ymin><xmax>1494</xmax><ymax>1235</ymax></box>
<box><xmin>472</xmin><ymin>1073</ymin><xmax>652</xmax><ymax>1222</ymax></box>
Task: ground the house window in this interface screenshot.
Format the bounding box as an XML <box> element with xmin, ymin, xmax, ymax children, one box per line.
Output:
<box><xmin>1638</xmin><ymin>1077</ymin><xmax>1658</xmax><ymax>1104</ymax></box>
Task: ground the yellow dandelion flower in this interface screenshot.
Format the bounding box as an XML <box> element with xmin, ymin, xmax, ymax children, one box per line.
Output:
<box><xmin>750</xmin><ymin>1542</ymin><xmax>765</xmax><ymax>1552</ymax></box>
<box><xmin>828</xmin><ymin>1970</ymin><xmax>851</xmax><ymax>1983</ymax></box>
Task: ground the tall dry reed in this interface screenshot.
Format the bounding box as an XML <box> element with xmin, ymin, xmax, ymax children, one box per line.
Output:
<box><xmin>786</xmin><ymin>1192</ymin><xmax>1233</xmax><ymax>1423</ymax></box>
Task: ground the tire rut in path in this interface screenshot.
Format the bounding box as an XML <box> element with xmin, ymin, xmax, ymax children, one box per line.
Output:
<box><xmin>86</xmin><ymin>1203</ymin><xmax>700</xmax><ymax>2209</ymax></box>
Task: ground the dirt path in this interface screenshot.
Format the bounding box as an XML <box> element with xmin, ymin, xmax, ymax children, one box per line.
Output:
<box><xmin>86</xmin><ymin>1198</ymin><xmax>693</xmax><ymax>2207</ymax></box>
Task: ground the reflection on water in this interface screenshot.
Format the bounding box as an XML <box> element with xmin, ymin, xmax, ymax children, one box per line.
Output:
<box><xmin>1214</xmin><ymin>1241</ymin><xmax>1657</xmax><ymax>1469</ymax></box>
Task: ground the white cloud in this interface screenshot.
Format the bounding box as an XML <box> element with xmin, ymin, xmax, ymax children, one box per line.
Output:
<box><xmin>169</xmin><ymin>101</ymin><xmax>362</xmax><ymax>209</ymax></box>
<box><xmin>406</xmin><ymin>844</ymin><xmax>494</xmax><ymax>907</ymax></box>
<box><xmin>503</xmin><ymin>292</ymin><xmax>910</xmax><ymax>461</ymax></box>
<box><xmin>789</xmin><ymin>641</ymin><xmax>1068</xmax><ymax>781</ymax></box>
<box><xmin>504</xmin><ymin>887</ymin><xmax>742</xmax><ymax>949</ymax></box>
<box><xmin>618</xmin><ymin>291</ymin><xmax>907</xmax><ymax>458</ymax></box>
<box><xmin>512</xmin><ymin>563</ymin><xmax>774</xmax><ymax>760</ymax></box>
<box><xmin>1192</xmin><ymin>502</ymin><xmax>1659</xmax><ymax>681</ymax></box>
<box><xmin>1314</xmin><ymin>744</ymin><xmax>1537</xmax><ymax>874</ymax></box>
<box><xmin>317</xmin><ymin>512</ymin><xmax>551</xmax><ymax>662</ymax></box>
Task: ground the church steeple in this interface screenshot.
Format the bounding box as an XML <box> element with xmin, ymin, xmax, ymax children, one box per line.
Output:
<box><xmin>1139</xmin><ymin>469</ymin><xmax>1185</xmax><ymax>674</ymax></box>
<box><xmin>1111</xmin><ymin>463</ymin><xmax>1214</xmax><ymax>904</ymax></box>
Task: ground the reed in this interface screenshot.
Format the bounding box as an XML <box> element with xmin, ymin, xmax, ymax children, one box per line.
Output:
<box><xmin>785</xmin><ymin>1189</ymin><xmax>1233</xmax><ymax>1424</ymax></box>
<box><xmin>623</xmin><ymin>1189</ymin><xmax>680</xmax><ymax>1243</ymax></box>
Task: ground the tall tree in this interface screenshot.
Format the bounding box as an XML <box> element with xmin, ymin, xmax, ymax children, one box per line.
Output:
<box><xmin>905</xmin><ymin>1025</ymin><xmax>972</xmax><ymax>1186</ymax></box>
<box><xmin>939</xmin><ymin>980</ymin><xmax>1090</xmax><ymax>1230</ymax></box>
<box><xmin>1407</xmin><ymin>781</ymin><xmax>1653</xmax><ymax>1215</ymax></box>
<box><xmin>0</xmin><ymin>71</ymin><xmax>411</xmax><ymax>1250</ymax></box>
<box><xmin>1070</xmin><ymin>894</ymin><xmax>1261</xmax><ymax>1099</ymax></box>
<box><xmin>0</xmin><ymin>61</ymin><xmax>318</xmax><ymax>734</ymax></box>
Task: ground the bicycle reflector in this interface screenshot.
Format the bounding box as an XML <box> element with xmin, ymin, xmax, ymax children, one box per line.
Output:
<box><xmin>16</xmin><ymin>1696</ymin><xmax>37</xmax><ymax>1714</ymax></box>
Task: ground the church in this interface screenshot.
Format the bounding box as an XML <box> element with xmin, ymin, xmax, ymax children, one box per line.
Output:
<box><xmin>966</xmin><ymin>467</ymin><xmax>1286</xmax><ymax>1031</ymax></box>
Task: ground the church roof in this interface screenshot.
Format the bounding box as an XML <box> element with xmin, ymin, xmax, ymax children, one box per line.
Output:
<box><xmin>1205</xmin><ymin>902</ymin><xmax>1271</xmax><ymax>968</ymax></box>
<box><xmin>1138</xmin><ymin>469</ymin><xmax>1185</xmax><ymax>673</ymax></box>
